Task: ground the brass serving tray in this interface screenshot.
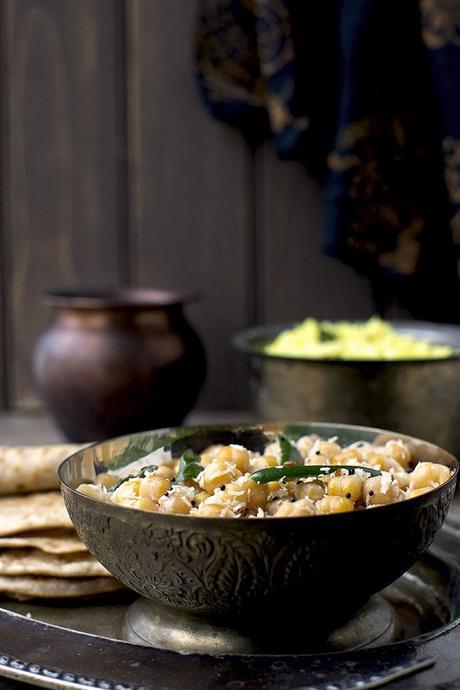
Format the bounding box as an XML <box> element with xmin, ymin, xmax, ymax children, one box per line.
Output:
<box><xmin>1</xmin><ymin>519</ymin><xmax>460</xmax><ymax>690</ymax></box>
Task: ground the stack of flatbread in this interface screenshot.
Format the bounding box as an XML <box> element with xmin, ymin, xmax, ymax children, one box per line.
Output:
<box><xmin>0</xmin><ymin>445</ymin><xmax>124</xmax><ymax>600</ymax></box>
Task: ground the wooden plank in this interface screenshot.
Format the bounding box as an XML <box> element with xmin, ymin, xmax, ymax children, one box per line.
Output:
<box><xmin>127</xmin><ymin>0</ymin><xmax>253</xmax><ymax>408</ymax></box>
<box><xmin>0</xmin><ymin>3</ymin><xmax>10</xmax><ymax>409</ymax></box>
<box><xmin>257</xmin><ymin>146</ymin><xmax>374</xmax><ymax>323</ymax></box>
<box><xmin>1</xmin><ymin>0</ymin><xmax>123</xmax><ymax>407</ymax></box>
<box><xmin>0</xmin><ymin>221</ymin><xmax>5</xmax><ymax>408</ymax></box>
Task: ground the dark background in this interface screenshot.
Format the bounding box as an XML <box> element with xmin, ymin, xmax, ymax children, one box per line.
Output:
<box><xmin>0</xmin><ymin>0</ymin><xmax>375</xmax><ymax>413</ymax></box>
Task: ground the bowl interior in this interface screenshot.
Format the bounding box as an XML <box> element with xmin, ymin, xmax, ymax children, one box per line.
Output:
<box><xmin>59</xmin><ymin>421</ymin><xmax>458</xmax><ymax>497</ymax></box>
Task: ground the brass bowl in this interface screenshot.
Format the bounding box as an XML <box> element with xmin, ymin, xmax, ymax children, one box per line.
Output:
<box><xmin>233</xmin><ymin>321</ymin><xmax>460</xmax><ymax>456</ymax></box>
<box><xmin>59</xmin><ymin>423</ymin><xmax>458</xmax><ymax>654</ymax></box>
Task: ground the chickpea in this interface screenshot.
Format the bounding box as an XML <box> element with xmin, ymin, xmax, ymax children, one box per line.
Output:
<box><xmin>153</xmin><ymin>465</ymin><xmax>176</xmax><ymax>479</ymax></box>
<box><xmin>363</xmin><ymin>476</ymin><xmax>403</xmax><ymax>506</ymax></box>
<box><xmin>200</xmin><ymin>453</ymin><xmax>213</xmax><ymax>467</ymax></box>
<box><xmin>246</xmin><ymin>479</ymin><xmax>269</xmax><ymax>510</ymax></box>
<box><xmin>317</xmin><ymin>441</ymin><xmax>341</xmax><ymax>460</ymax></box>
<box><xmin>380</xmin><ymin>457</ymin><xmax>405</xmax><ymax>473</ymax></box>
<box><xmin>296</xmin><ymin>435</ymin><xmax>319</xmax><ymax>457</ymax></box>
<box><xmin>363</xmin><ymin>452</ymin><xmax>404</xmax><ymax>473</ymax></box>
<box><xmin>274</xmin><ymin>498</ymin><xmax>316</xmax><ymax>517</ymax></box>
<box><xmin>194</xmin><ymin>490</ymin><xmax>211</xmax><ymax>505</ymax></box>
<box><xmin>294</xmin><ymin>480</ymin><xmax>325</xmax><ymax>502</ymax></box>
<box><xmin>202</xmin><ymin>444</ymin><xmax>224</xmax><ymax>460</ymax></box>
<box><xmin>139</xmin><ymin>476</ymin><xmax>171</xmax><ymax>500</ymax></box>
<box><xmin>264</xmin><ymin>441</ymin><xmax>281</xmax><ymax>460</ymax></box>
<box><xmin>136</xmin><ymin>497</ymin><xmax>158</xmax><ymax>512</ymax></box>
<box><xmin>409</xmin><ymin>462</ymin><xmax>451</xmax><ymax>490</ymax></box>
<box><xmin>332</xmin><ymin>449</ymin><xmax>363</xmax><ymax>465</ymax></box>
<box><xmin>307</xmin><ymin>441</ymin><xmax>340</xmax><ymax>465</ymax></box>
<box><xmin>112</xmin><ymin>479</ymin><xmax>140</xmax><ymax>504</ymax></box>
<box><xmin>200</xmin><ymin>459</ymin><xmax>241</xmax><ymax>493</ymax></box>
<box><xmin>328</xmin><ymin>474</ymin><xmax>363</xmax><ymax>502</ymax></box>
<box><xmin>196</xmin><ymin>496</ymin><xmax>234</xmax><ymax>518</ymax></box>
<box><xmin>392</xmin><ymin>472</ymin><xmax>410</xmax><ymax>490</ymax></box>
<box><xmin>266</xmin><ymin>498</ymin><xmax>283</xmax><ymax>516</ymax></box>
<box><xmin>78</xmin><ymin>483</ymin><xmax>107</xmax><ymax>501</ymax></box>
<box><xmin>159</xmin><ymin>495</ymin><xmax>191</xmax><ymax>514</ymax></box>
<box><xmin>316</xmin><ymin>495</ymin><xmax>354</xmax><ymax>514</ymax></box>
<box><xmin>216</xmin><ymin>445</ymin><xmax>250</xmax><ymax>473</ymax></box>
<box><xmin>197</xmin><ymin>504</ymin><xmax>224</xmax><ymax>517</ymax></box>
<box><xmin>96</xmin><ymin>473</ymin><xmax>118</xmax><ymax>489</ymax></box>
<box><xmin>406</xmin><ymin>487</ymin><xmax>431</xmax><ymax>499</ymax></box>
<box><xmin>249</xmin><ymin>455</ymin><xmax>278</xmax><ymax>472</ymax></box>
<box><xmin>384</xmin><ymin>440</ymin><xmax>412</xmax><ymax>469</ymax></box>
<box><xmin>307</xmin><ymin>453</ymin><xmax>331</xmax><ymax>466</ymax></box>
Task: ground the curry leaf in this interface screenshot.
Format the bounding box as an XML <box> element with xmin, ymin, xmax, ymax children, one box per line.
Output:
<box><xmin>109</xmin><ymin>436</ymin><xmax>161</xmax><ymax>470</ymax></box>
<box><xmin>277</xmin><ymin>434</ymin><xmax>302</xmax><ymax>465</ymax></box>
<box><xmin>176</xmin><ymin>449</ymin><xmax>202</xmax><ymax>483</ymax></box>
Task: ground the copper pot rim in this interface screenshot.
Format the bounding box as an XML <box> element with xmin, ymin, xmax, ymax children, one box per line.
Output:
<box><xmin>43</xmin><ymin>287</ymin><xmax>199</xmax><ymax>310</ymax></box>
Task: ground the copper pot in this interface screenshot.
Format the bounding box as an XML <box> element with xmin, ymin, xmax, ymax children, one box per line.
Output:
<box><xmin>33</xmin><ymin>288</ymin><xmax>206</xmax><ymax>442</ymax></box>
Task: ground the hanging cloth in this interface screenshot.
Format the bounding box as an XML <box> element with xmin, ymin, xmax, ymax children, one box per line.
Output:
<box><xmin>196</xmin><ymin>0</ymin><xmax>460</xmax><ymax>321</ymax></box>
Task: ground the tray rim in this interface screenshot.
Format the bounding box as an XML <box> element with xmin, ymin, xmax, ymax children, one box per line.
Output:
<box><xmin>1</xmin><ymin>519</ymin><xmax>460</xmax><ymax>690</ymax></box>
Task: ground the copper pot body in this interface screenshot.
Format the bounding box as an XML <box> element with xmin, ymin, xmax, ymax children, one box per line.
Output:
<box><xmin>33</xmin><ymin>289</ymin><xmax>206</xmax><ymax>442</ymax></box>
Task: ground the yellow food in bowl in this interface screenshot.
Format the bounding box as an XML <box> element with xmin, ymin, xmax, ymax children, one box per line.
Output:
<box><xmin>264</xmin><ymin>316</ymin><xmax>453</xmax><ymax>360</ymax></box>
<box><xmin>77</xmin><ymin>434</ymin><xmax>452</xmax><ymax>518</ymax></box>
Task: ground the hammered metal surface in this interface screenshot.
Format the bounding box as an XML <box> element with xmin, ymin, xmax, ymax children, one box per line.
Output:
<box><xmin>60</xmin><ymin>423</ymin><xmax>458</xmax><ymax>626</ymax></box>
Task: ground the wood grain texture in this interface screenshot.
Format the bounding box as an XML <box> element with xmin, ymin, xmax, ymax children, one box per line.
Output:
<box><xmin>1</xmin><ymin>0</ymin><xmax>123</xmax><ymax>407</ymax></box>
<box><xmin>0</xmin><ymin>5</ymin><xmax>9</xmax><ymax>409</ymax></box>
<box><xmin>257</xmin><ymin>146</ymin><xmax>374</xmax><ymax>324</ymax></box>
<box><xmin>127</xmin><ymin>0</ymin><xmax>253</xmax><ymax>408</ymax></box>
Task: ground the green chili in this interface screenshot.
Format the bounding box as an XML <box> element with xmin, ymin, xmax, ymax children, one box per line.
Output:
<box><xmin>250</xmin><ymin>464</ymin><xmax>381</xmax><ymax>484</ymax></box>
<box><xmin>107</xmin><ymin>464</ymin><xmax>158</xmax><ymax>492</ymax></box>
<box><xmin>277</xmin><ymin>434</ymin><xmax>302</xmax><ymax>466</ymax></box>
<box><xmin>176</xmin><ymin>449</ymin><xmax>202</xmax><ymax>483</ymax></box>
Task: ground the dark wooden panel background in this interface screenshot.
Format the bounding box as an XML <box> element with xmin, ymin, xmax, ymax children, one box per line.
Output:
<box><xmin>0</xmin><ymin>0</ymin><xmax>373</xmax><ymax>411</ymax></box>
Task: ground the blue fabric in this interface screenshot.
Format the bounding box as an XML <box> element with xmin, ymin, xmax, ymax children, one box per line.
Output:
<box><xmin>196</xmin><ymin>0</ymin><xmax>460</xmax><ymax>320</ymax></box>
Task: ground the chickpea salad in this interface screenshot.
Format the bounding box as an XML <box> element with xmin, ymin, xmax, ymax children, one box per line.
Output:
<box><xmin>77</xmin><ymin>434</ymin><xmax>453</xmax><ymax>518</ymax></box>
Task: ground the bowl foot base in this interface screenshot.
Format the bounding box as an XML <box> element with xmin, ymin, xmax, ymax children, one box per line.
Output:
<box><xmin>121</xmin><ymin>595</ymin><xmax>402</xmax><ymax>655</ymax></box>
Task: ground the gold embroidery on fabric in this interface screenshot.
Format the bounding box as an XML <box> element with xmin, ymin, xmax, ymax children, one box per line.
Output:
<box><xmin>328</xmin><ymin>117</ymin><xmax>425</xmax><ymax>275</ymax></box>
<box><xmin>420</xmin><ymin>0</ymin><xmax>460</xmax><ymax>49</ymax></box>
<box><xmin>254</xmin><ymin>0</ymin><xmax>294</xmax><ymax>77</ymax></box>
<box><xmin>379</xmin><ymin>222</ymin><xmax>424</xmax><ymax>276</ymax></box>
<box><xmin>197</xmin><ymin>0</ymin><xmax>265</xmax><ymax>106</ymax></box>
<box><xmin>254</xmin><ymin>0</ymin><xmax>307</xmax><ymax>133</ymax></box>
<box><xmin>268</xmin><ymin>94</ymin><xmax>309</xmax><ymax>134</ymax></box>
<box><xmin>443</xmin><ymin>137</ymin><xmax>460</xmax><ymax>204</ymax></box>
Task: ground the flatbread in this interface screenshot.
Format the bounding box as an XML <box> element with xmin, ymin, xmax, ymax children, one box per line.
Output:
<box><xmin>0</xmin><ymin>492</ymin><xmax>73</xmax><ymax>536</ymax></box>
<box><xmin>0</xmin><ymin>575</ymin><xmax>124</xmax><ymax>600</ymax></box>
<box><xmin>0</xmin><ymin>529</ymin><xmax>87</xmax><ymax>554</ymax></box>
<box><xmin>0</xmin><ymin>549</ymin><xmax>110</xmax><ymax>577</ymax></box>
<box><xmin>0</xmin><ymin>444</ymin><xmax>84</xmax><ymax>495</ymax></box>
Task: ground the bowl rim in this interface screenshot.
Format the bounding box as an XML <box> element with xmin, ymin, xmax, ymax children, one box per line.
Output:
<box><xmin>58</xmin><ymin>422</ymin><xmax>459</xmax><ymax>525</ymax></box>
<box><xmin>232</xmin><ymin>320</ymin><xmax>460</xmax><ymax>365</ymax></box>
<box><xmin>43</xmin><ymin>287</ymin><xmax>199</xmax><ymax>310</ymax></box>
